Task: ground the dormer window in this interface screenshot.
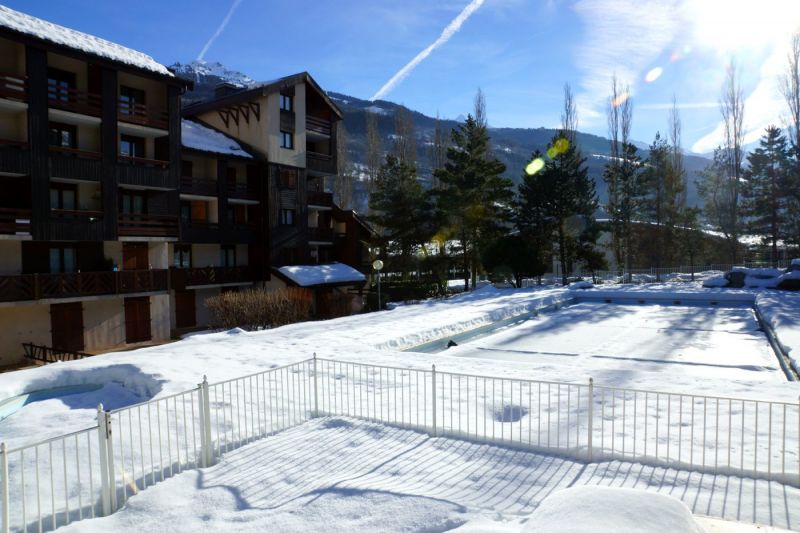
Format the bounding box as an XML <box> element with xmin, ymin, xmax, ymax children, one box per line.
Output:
<box><xmin>280</xmin><ymin>94</ymin><xmax>293</xmax><ymax>112</ymax></box>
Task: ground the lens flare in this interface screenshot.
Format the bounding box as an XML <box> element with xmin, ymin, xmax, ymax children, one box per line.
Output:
<box><xmin>525</xmin><ymin>157</ymin><xmax>545</xmax><ymax>175</ymax></box>
<box><xmin>553</xmin><ymin>138</ymin><xmax>569</xmax><ymax>154</ymax></box>
<box><xmin>644</xmin><ymin>66</ymin><xmax>663</xmax><ymax>83</ymax></box>
<box><xmin>611</xmin><ymin>91</ymin><xmax>630</xmax><ymax>108</ymax></box>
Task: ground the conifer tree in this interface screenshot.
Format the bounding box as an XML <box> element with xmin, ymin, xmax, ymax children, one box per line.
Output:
<box><xmin>432</xmin><ymin>115</ymin><xmax>512</xmax><ymax>291</ymax></box>
<box><xmin>742</xmin><ymin>126</ymin><xmax>790</xmax><ymax>265</ymax></box>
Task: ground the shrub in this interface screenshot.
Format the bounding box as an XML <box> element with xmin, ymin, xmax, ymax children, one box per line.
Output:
<box><xmin>205</xmin><ymin>287</ymin><xmax>312</xmax><ymax>330</ymax></box>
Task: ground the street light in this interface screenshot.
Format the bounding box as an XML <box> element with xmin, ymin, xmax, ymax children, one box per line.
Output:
<box><xmin>372</xmin><ymin>259</ymin><xmax>384</xmax><ymax>310</ymax></box>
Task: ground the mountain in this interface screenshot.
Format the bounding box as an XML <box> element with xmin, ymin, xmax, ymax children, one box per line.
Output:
<box><xmin>171</xmin><ymin>61</ymin><xmax>710</xmax><ymax>213</ymax></box>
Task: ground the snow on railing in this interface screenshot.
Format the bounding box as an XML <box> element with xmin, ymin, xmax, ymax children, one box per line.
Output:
<box><xmin>1</xmin><ymin>356</ymin><xmax>798</xmax><ymax>532</ymax></box>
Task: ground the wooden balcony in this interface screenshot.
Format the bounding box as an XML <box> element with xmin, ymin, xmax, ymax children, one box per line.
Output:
<box><xmin>179</xmin><ymin>220</ymin><xmax>220</xmax><ymax>243</ymax></box>
<box><xmin>306</xmin><ymin>151</ymin><xmax>335</xmax><ymax>175</ymax></box>
<box><xmin>47</xmin><ymin>82</ymin><xmax>101</xmax><ymax>117</ymax></box>
<box><xmin>307</xmin><ymin>190</ymin><xmax>333</xmax><ymax>207</ymax></box>
<box><xmin>306</xmin><ymin>115</ymin><xmax>332</xmax><ymax>136</ymax></box>
<box><xmin>0</xmin><ymin>72</ymin><xmax>26</xmax><ymax>102</ymax></box>
<box><xmin>118</xmin><ymin>99</ymin><xmax>168</xmax><ymax>130</ymax></box>
<box><xmin>180</xmin><ymin>176</ymin><xmax>217</xmax><ymax>197</ymax></box>
<box><xmin>0</xmin><ymin>269</ymin><xmax>169</xmax><ymax>303</ymax></box>
<box><xmin>117</xmin><ymin>157</ymin><xmax>173</xmax><ymax>189</ymax></box>
<box><xmin>118</xmin><ymin>213</ymin><xmax>178</xmax><ymax>238</ymax></box>
<box><xmin>227</xmin><ymin>181</ymin><xmax>258</xmax><ymax>201</ymax></box>
<box><xmin>49</xmin><ymin>146</ymin><xmax>102</xmax><ymax>181</ymax></box>
<box><xmin>308</xmin><ymin>226</ymin><xmax>334</xmax><ymax>243</ymax></box>
<box><xmin>0</xmin><ymin>139</ymin><xmax>30</xmax><ymax>175</ymax></box>
<box><xmin>0</xmin><ymin>207</ymin><xmax>31</xmax><ymax>236</ymax></box>
<box><xmin>170</xmin><ymin>266</ymin><xmax>253</xmax><ymax>290</ymax></box>
<box><xmin>49</xmin><ymin>209</ymin><xmax>104</xmax><ymax>240</ymax></box>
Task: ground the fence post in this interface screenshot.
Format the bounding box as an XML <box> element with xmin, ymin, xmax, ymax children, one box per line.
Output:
<box><xmin>313</xmin><ymin>353</ymin><xmax>319</xmax><ymax>418</ymax></box>
<box><xmin>96</xmin><ymin>404</ymin><xmax>115</xmax><ymax>516</ymax></box>
<box><xmin>198</xmin><ymin>377</ymin><xmax>213</xmax><ymax>467</ymax></box>
<box><xmin>431</xmin><ymin>364</ymin><xmax>437</xmax><ymax>437</ymax></box>
<box><xmin>587</xmin><ymin>378</ymin><xmax>594</xmax><ymax>461</ymax></box>
<box><xmin>1</xmin><ymin>442</ymin><xmax>8</xmax><ymax>533</ymax></box>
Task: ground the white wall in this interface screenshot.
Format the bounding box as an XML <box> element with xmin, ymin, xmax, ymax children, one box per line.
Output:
<box><xmin>84</xmin><ymin>298</ymin><xmax>125</xmax><ymax>351</ymax></box>
<box><xmin>0</xmin><ymin>304</ymin><xmax>51</xmax><ymax>367</ymax></box>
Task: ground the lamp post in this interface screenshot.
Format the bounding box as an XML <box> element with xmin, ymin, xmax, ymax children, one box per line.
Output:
<box><xmin>372</xmin><ymin>259</ymin><xmax>384</xmax><ymax>310</ymax></box>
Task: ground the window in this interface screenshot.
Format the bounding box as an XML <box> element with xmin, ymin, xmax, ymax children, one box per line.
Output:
<box><xmin>119</xmin><ymin>86</ymin><xmax>146</xmax><ymax>116</ymax></box>
<box><xmin>279</xmin><ymin>208</ymin><xmax>295</xmax><ymax>226</ymax></box>
<box><xmin>181</xmin><ymin>160</ymin><xmax>193</xmax><ymax>177</ymax></box>
<box><xmin>50</xmin><ymin>183</ymin><xmax>77</xmax><ymax>210</ymax></box>
<box><xmin>48</xmin><ymin>122</ymin><xmax>77</xmax><ymax>149</ymax></box>
<box><xmin>120</xmin><ymin>135</ymin><xmax>145</xmax><ymax>159</ymax></box>
<box><xmin>120</xmin><ymin>192</ymin><xmax>146</xmax><ymax>214</ymax></box>
<box><xmin>226</xmin><ymin>166</ymin><xmax>238</xmax><ymax>191</ymax></box>
<box><xmin>227</xmin><ymin>204</ymin><xmax>246</xmax><ymax>226</ymax></box>
<box><xmin>279</xmin><ymin>94</ymin><xmax>293</xmax><ymax>112</ymax></box>
<box><xmin>180</xmin><ymin>201</ymin><xmax>191</xmax><ymax>222</ymax></box>
<box><xmin>173</xmin><ymin>245</ymin><xmax>192</xmax><ymax>268</ymax></box>
<box><xmin>49</xmin><ymin>246</ymin><xmax>77</xmax><ymax>273</ymax></box>
<box><xmin>220</xmin><ymin>245</ymin><xmax>236</xmax><ymax>268</ymax></box>
<box><xmin>191</xmin><ymin>201</ymin><xmax>208</xmax><ymax>223</ymax></box>
<box><xmin>47</xmin><ymin>68</ymin><xmax>75</xmax><ymax>103</ymax></box>
<box><xmin>280</xmin><ymin>131</ymin><xmax>293</xmax><ymax>149</ymax></box>
<box><xmin>278</xmin><ymin>168</ymin><xmax>297</xmax><ymax>189</ymax></box>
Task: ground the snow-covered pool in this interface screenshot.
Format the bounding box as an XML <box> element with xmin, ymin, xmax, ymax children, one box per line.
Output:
<box><xmin>412</xmin><ymin>302</ymin><xmax>785</xmax><ymax>383</ymax></box>
<box><xmin>0</xmin><ymin>383</ymin><xmax>104</xmax><ymax>422</ymax></box>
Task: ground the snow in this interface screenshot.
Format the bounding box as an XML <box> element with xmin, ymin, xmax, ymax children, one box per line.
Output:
<box><xmin>364</xmin><ymin>105</ymin><xmax>390</xmax><ymax>115</ymax></box>
<box><xmin>58</xmin><ymin>418</ymin><xmax>800</xmax><ymax>532</ymax></box>
<box><xmin>0</xmin><ymin>5</ymin><xmax>172</xmax><ymax>77</ymax></box>
<box><xmin>277</xmin><ymin>262</ymin><xmax>365</xmax><ymax>287</ymax></box>
<box><xmin>181</xmin><ymin>119</ymin><xmax>253</xmax><ymax>158</ymax></box>
<box><xmin>525</xmin><ymin>486</ymin><xmax>704</xmax><ymax>533</ymax></box>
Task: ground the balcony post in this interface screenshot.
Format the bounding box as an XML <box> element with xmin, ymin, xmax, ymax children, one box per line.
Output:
<box><xmin>101</xmin><ymin>67</ymin><xmax>119</xmax><ymax>240</ymax></box>
<box><xmin>33</xmin><ymin>273</ymin><xmax>40</xmax><ymax>300</ymax></box>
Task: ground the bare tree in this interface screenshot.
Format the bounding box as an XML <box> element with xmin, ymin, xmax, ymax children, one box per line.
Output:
<box><xmin>334</xmin><ymin>121</ymin><xmax>354</xmax><ymax>210</ymax></box>
<box><xmin>428</xmin><ymin>112</ymin><xmax>448</xmax><ymax>189</ymax></box>
<box><xmin>781</xmin><ymin>32</ymin><xmax>800</xmax><ymax>154</ymax></box>
<box><xmin>392</xmin><ymin>106</ymin><xmax>417</xmax><ymax>169</ymax></box>
<box><xmin>720</xmin><ymin>60</ymin><xmax>745</xmax><ymax>263</ymax></box>
<box><xmin>365</xmin><ymin>111</ymin><xmax>382</xmax><ymax>207</ymax></box>
<box><xmin>664</xmin><ymin>95</ymin><xmax>687</xmax><ymax>267</ymax></box>
<box><xmin>668</xmin><ymin>95</ymin><xmax>686</xmax><ymax>206</ymax></box>
<box><xmin>561</xmin><ymin>83</ymin><xmax>577</xmax><ymax>143</ymax></box>
<box><xmin>473</xmin><ymin>87</ymin><xmax>487</xmax><ymax>129</ymax></box>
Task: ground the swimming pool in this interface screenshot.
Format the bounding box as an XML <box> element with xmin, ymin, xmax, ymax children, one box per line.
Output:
<box><xmin>0</xmin><ymin>383</ymin><xmax>104</xmax><ymax>422</ymax></box>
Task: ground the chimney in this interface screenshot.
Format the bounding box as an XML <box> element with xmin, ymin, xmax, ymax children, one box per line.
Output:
<box><xmin>214</xmin><ymin>82</ymin><xmax>241</xmax><ymax>99</ymax></box>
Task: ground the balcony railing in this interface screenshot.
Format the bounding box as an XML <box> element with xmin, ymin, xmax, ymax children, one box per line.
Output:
<box><xmin>306</xmin><ymin>115</ymin><xmax>332</xmax><ymax>136</ymax></box>
<box><xmin>47</xmin><ymin>82</ymin><xmax>101</xmax><ymax>116</ymax></box>
<box><xmin>0</xmin><ymin>269</ymin><xmax>169</xmax><ymax>302</ymax></box>
<box><xmin>118</xmin><ymin>213</ymin><xmax>178</xmax><ymax>237</ymax></box>
<box><xmin>118</xmin><ymin>99</ymin><xmax>169</xmax><ymax>130</ymax></box>
<box><xmin>170</xmin><ymin>266</ymin><xmax>253</xmax><ymax>290</ymax></box>
<box><xmin>308</xmin><ymin>226</ymin><xmax>334</xmax><ymax>243</ymax></box>
<box><xmin>117</xmin><ymin>157</ymin><xmax>172</xmax><ymax>189</ymax></box>
<box><xmin>180</xmin><ymin>219</ymin><xmax>220</xmax><ymax>243</ymax></box>
<box><xmin>307</xmin><ymin>190</ymin><xmax>333</xmax><ymax>207</ymax></box>
<box><xmin>118</xmin><ymin>155</ymin><xmax>169</xmax><ymax>168</ymax></box>
<box><xmin>227</xmin><ymin>181</ymin><xmax>258</xmax><ymax>201</ymax></box>
<box><xmin>180</xmin><ymin>176</ymin><xmax>217</xmax><ymax>197</ymax></box>
<box><xmin>306</xmin><ymin>151</ymin><xmax>335</xmax><ymax>175</ymax></box>
<box><xmin>0</xmin><ymin>139</ymin><xmax>30</xmax><ymax>174</ymax></box>
<box><xmin>49</xmin><ymin>209</ymin><xmax>104</xmax><ymax>240</ymax></box>
<box><xmin>0</xmin><ymin>207</ymin><xmax>31</xmax><ymax>235</ymax></box>
<box><xmin>0</xmin><ymin>72</ymin><xmax>26</xmax><ymax>101</ymax></box>
<box><xmin>49</xmin><ymin>146</ymin><xmax>102</xmax><ymax>181</ymax></box>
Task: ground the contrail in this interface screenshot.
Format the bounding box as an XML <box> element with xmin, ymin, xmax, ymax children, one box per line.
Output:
<box><xmin>197</xmin><ymin>0</ymin><xmax>244</xmax><ymax>61</ymax></box>
<box><xmin>370</xmin><ymin>0</ymin><xmax>485</xmax><ymax>101</ymax></box>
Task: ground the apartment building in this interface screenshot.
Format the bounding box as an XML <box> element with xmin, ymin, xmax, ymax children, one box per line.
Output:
<box><xmin>0</xmin><ymin>6</ymin><xmax>185</xmax><ymax>365</ymax></box>
<box><xmin>0</xmin><ymin>6</ymin><xmax>370</xmax><ymax>367</ymax></box>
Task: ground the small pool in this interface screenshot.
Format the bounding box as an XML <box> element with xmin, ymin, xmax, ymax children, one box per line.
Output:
<box><xmin>0</xmin><ymin>384</ymin><xmax>104</xmax><ymax>422</ymax></box>
<box><xmin>407</xmin><ymin>310</ymin><xmax>542</xmax><ymax>353</ymax></box>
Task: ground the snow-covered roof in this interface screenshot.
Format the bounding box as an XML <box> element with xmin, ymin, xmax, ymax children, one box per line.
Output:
<box><xmin>181</xmin><ymin>120</ymin><xmax>253</xmax><ymax>159</ymax></box>
<box><xmin>0</xmin><ymin>5</ymin><xmax>172</xmax><ymax>77</ymax></box>
<box><xmin>277</xmin><ymin>262</ymin><xmax>366</xmax><ymax>287</ymax></box>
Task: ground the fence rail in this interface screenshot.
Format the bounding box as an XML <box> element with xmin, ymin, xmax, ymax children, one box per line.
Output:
<box><xmin>2</xmin><ymin>356</ymin><xmax>798</xmax><ymax>532</ymax></box>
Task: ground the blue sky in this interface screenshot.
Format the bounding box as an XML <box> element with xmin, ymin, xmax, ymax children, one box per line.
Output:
<box><xmin>9</xmin><ymin>0</ymin><xmax>800</xmax><ymax>153</ymax></box>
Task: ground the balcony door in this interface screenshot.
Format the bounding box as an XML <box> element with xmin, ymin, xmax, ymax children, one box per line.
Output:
<box><xmin>50</xmin><ymin>302</ymin><xmax>84</xmax><ymax>351</ymax></box>
<box><xmin>124</xmin><ymin>296</ymin><xmax>151</xmax><ymax>343</ymax></box>
<box><xmin>174</xmin><ymin>290</ymin><xmax>196</xmax><ymax>329</ymax></box>
<box><xmin>122</xmin><ymin>243</ymin><xmax>148</xmax><ymax>270</ymax></box>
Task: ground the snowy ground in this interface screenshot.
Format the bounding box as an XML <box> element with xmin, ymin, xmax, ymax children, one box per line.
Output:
<box><xmin>60</xmin><ymin>417</ymin><xmax>800</xmax><ymax>532</ymax></box>
<box><xmin>3</xmin><ymin>283</ymin><xmax>800</xmax><ymax>531</ymax></box>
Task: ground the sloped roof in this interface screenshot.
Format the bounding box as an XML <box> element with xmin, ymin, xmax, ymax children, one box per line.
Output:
<box><xmin>183</xmin><ymin>71</ymin><xmax>342</xmax><ymax>119</ymax></box>
<box><xmin>181</xmin><ymin>119</ymin><xmax>254</xmax><ymax>159</ymax></box>
<box><xmin>0</xmin><ymin>5</ymin><xmax>172</xmax><ymax>77</ymax></box>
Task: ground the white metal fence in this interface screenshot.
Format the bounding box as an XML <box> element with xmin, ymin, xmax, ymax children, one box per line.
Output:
<box><xmin>2</xmin><ymin>356</ymin><xmax>798</xmax><ymax>532</ymax></box>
